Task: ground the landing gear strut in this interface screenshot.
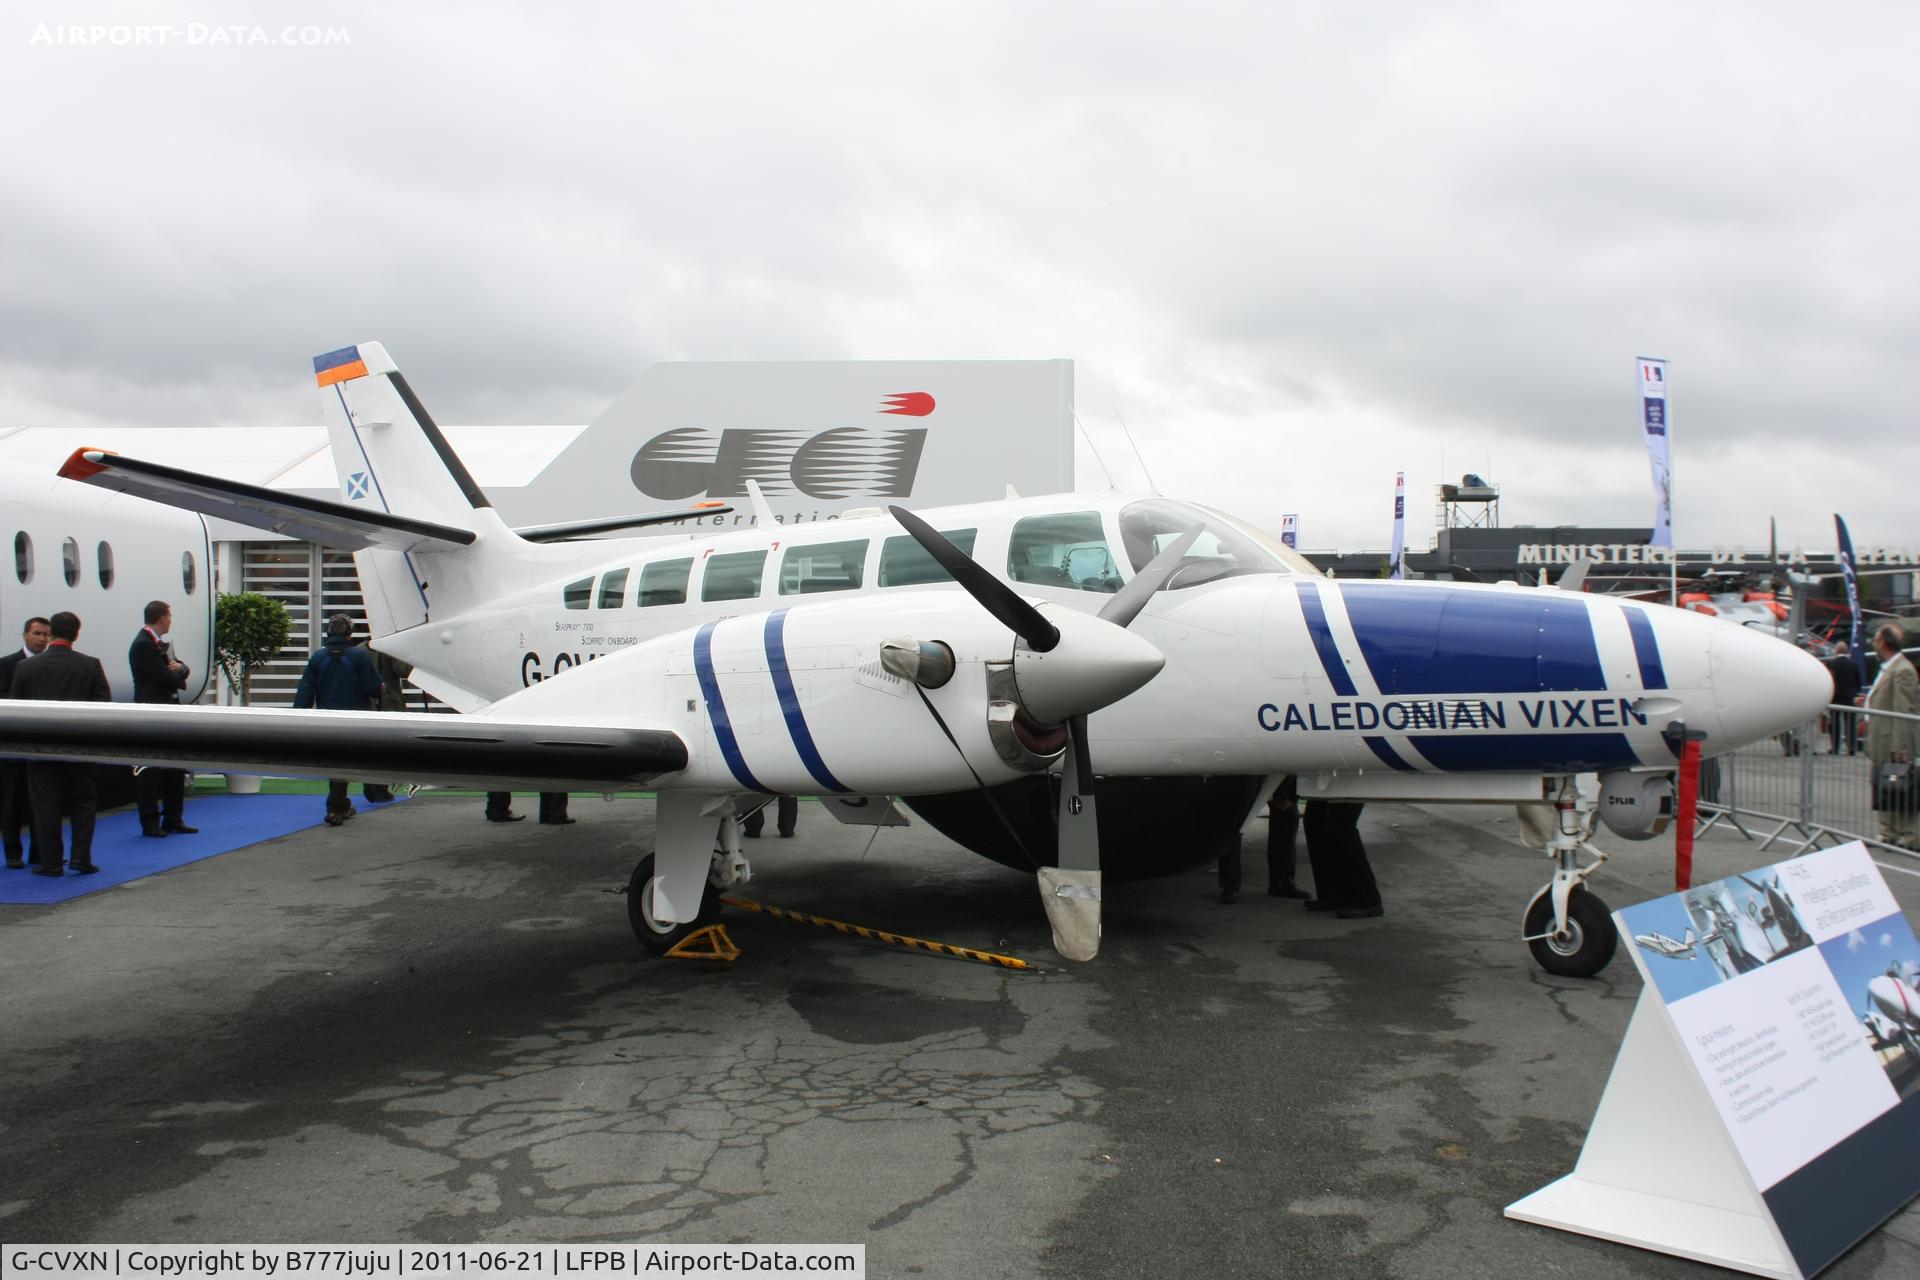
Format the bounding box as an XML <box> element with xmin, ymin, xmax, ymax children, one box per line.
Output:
<box><xmin>627</xmin><ymin>810</ymin><xmax>753</xmax><ymax>956</ymax></box>
<box><xmin>1521</xmin><ymin>776</ymin><xmax>1618</xmax><ymax>978</ymax></box>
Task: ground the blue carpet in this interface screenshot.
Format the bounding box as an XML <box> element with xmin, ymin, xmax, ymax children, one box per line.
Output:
<box><xmin>0</xmin><ymin>793</ymin><xmax>406</xmax><ymax>905</ymax></box>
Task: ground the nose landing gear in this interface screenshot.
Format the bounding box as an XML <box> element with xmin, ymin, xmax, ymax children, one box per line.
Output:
<box><xmin>1520</xmin><ymin>776</ymin><xmax>1619</xmax><ymax>978</ymax></box>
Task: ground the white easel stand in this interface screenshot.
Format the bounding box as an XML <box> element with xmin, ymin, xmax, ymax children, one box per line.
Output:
<box><xmin>1506</xmin><ymin>992</ymin><xmax>1799</xmax><ymax>1279</ymax></box>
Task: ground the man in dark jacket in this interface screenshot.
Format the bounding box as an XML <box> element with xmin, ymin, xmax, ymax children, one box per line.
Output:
<box><xmin>130</xmin><ymin>600</ymin><xmax>197</xmax><ymax>837</ymax></box>
<box><xmin>1</xmin><ymin>616</ymin><xmax>53</xmax><ymax>868</ymax></box>
<box><xmin>8</xmin><ymin>612</ymin><xmax>112</xmax><ymax>875</ymax></box>
<box><xmin>293</xmin><ymin>614</ymin><xmax>382</xmax><ymax>827</ymax></box>
<box><xmin>1824</xmin><ymin>651</ymin><xmax>1863</xmax><ymax>755</ymax></box>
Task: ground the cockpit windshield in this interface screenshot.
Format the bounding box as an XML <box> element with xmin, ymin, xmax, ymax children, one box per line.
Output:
<box><xmin>1118</xmin><ymin>499</ymin><xmax>1311</xmax><ymax>589</ymax></box>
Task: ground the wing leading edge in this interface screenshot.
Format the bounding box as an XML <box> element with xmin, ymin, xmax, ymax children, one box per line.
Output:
<box><xmin>0</xmin><ymin>703</ymin><xmax>688</xmax><ymax>791</ymax></box>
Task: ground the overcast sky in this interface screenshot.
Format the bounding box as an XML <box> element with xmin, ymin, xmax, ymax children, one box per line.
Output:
<box><xmin>4</xmin><ymin>1</ymin><xmax>1914</xmax><ymax>553</ymax></box>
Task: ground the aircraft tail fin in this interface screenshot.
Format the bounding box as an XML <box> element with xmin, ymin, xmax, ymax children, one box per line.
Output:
<box><xmin>312</xmin><ymin>343</ymin><xmax>536</xmax><ymax>638</ymax></box>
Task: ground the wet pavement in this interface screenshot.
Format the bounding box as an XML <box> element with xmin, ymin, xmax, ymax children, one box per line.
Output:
<box><xmin>1</xmin><ymin>793</ymin><xmax>1916</xmax><ymax>1278</ymax></box>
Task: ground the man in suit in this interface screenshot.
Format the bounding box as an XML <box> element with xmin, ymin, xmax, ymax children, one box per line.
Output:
<box><xmin>1866</xmin><ymin>623</ymin><xmax>1918</xmax><ymax>850</ymax></box>
<box><xmin>130</xmin><ymin>600</ymin><xmax>197</xmax><ymax>837</ymax></box>
<box><xmin>1</xmin><ymin>616</ymin><xmax>53</xmax><ymax>868</ymax></box>
<box><xmin>8</xmin><ymin>612</ymin><xmax>112</xmax><ymax>875</ymax></box>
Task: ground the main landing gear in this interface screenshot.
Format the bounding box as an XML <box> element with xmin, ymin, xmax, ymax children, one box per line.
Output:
<box><xmin>1520</xmin><ymin>776</ymin><xmax>1618</xmax><ymax>978</ymax></box>
<box><xmin>626</xmin><ymin>804</ymin><xmax>754</xmax><ymax>956</ymax></box>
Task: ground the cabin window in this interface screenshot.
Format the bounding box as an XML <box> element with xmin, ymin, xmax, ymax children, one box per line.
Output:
<box><xmin>1118</xmin><ymin>498</ymin><xmax>1293</xmax><ymax>589</ymax></box>
<box><xmin>562</xmin><ymin>576</ymin><xmax>592</xmax><ymax>610</ymax></box>
<box><xmin>12</xmin><ymin>532</ymin><xmax>30</xmax><ymax>585</ymax></box>
<box><xmin>61</xmin><ymin>537</ymin><xmax>80</xmax><ymax>588</ymax></box>
<box><xmin>878</xmin><ymin>529</ymin><xmax>977</xmax><ymax>587</ymax></box>
<box><xmin>181</xmin><ymin>551</ymin><xmax>198</xmax><ymax>595</ymax></box>
<box><xmin>591</xmin><ymin>571</ymin><xmax>629</xmax><ymax>610</ymax></box>
<box><xmin>1007</xmin><ymin>512</ymin><xmax>1121</xmax><ymax>594</ymax></box>
<box><xmin>637</xmin><ymin>558</ymin><xmax>691</xmax><ymax>607</ymax></box>
<box><xmin>701</xmin><ymin>550</ymin><xmax>766</xmax><ymax>603</ymax></box>
<box><xmin>96</xmin><ymin>541</ymin><xmax>115</xmax><ymax>589</ymax></box>
<box><xmin>779</xmin><ymin>539</ymin><xmax>868</xmax><ymax>595</ymax></box>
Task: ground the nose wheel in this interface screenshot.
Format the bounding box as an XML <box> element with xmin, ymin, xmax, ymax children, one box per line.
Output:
<box><xmin>1522</xmin><ymin>884</ymin><xmax>1616</xmax><ymax>977</ymax></box>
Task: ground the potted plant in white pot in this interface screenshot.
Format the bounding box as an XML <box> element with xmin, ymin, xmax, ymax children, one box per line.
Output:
<box><xmin>214</xmin><ymin>591</ymin><xmax>293</xmax><ymax>794</ymax></box>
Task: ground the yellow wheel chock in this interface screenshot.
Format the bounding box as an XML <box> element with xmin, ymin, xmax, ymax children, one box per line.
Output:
<box><xmin>664</xmin><ymin>924</ymin><xmax>741</xmax><ymax>962</ymax></box>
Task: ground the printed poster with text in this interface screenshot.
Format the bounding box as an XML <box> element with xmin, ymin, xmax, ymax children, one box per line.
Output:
<box><xmin>1617</xmin><ymin>843</ymin><xmax>1920</xmax><ymax>1276</ymax></box>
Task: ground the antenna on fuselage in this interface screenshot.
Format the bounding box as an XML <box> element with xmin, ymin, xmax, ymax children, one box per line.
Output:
<box><xmin>1113</xmin><ymin>410</ymin><xmax>1159</xmax><ymax>495</ymax></box>
<box><xmin>1072</xmin><ymin>411</ymin><xmax>1118</xmax><ymax>491</ymax></box>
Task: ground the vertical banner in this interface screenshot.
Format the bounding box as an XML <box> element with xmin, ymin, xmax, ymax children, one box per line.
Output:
<box><xmin>1280</xmin><ymin>513</ymin><xmax>1298</xmax><ymax>550</ymax></box>
<box><xmin>1388</xmin><ymin>472</ymin><xmax>1406</xmax><ymax>579</ymax></box>
<box><xmin>1639</xmin><ymin>357</ymin><xmax>1673</xmax><ymax>549</ymax></box>
<box><xmin>1835</xmin><ymin>514</ymin><xmax>1866</xmax><ymax>682</ymax></box>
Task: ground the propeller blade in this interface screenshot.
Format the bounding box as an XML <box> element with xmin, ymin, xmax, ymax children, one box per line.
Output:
<box><xmin>1098</xmin><ymin>525</ymin><xmax>1202</xmax><ymax>629</ymax></box>
<box><xmin>1041</xmin><ymin>712</ymin><xmax>1102</xmax><ymax>962</ymax></box>
<box><xmin>888</xmin><ymin>505</ymin><xmax>1061</xmax><ymax>653</ymax></box>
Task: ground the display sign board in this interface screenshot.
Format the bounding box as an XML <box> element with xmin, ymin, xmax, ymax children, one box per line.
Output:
<box><xmin>1509</xmin><ymin>843</ymin><xmax>1920</xmax><ymax>1278</ymax></box>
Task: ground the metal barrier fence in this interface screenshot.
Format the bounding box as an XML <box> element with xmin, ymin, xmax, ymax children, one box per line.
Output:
<box><xmin>1699</xmin><ymin>704</ymin><xmax>1920</xmax><ymax>862</ymax></box>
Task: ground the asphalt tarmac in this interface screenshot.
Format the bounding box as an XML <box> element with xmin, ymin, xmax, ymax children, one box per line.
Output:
<box><xmin>2</xmin><ymin>793</ymin><xmax>1917</xmax><ymax>1279</ymax></box>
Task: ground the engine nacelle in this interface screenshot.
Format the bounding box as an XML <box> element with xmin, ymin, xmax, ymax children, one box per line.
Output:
<box><xmin>1597</xmin><ymin>770</ymin><xmax>1675</xmax><ymax>840</ymax></box>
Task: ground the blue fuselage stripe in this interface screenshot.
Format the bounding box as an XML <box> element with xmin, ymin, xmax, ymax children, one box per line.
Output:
<box><xmin>694</xmin><ymin>621</ymin><xmax>769</xmax><ymax>792</ymax></box>
<box><xmin>1296</xmin><ymin>581</ymin><xmax>1358</xmax><ymax>696</ymax></box>
<box><xmin>1363</xmin><ymin>736</ymin><xmax>1418</xmax><ymax>772</ymax></box>
<box><xmin>1623</xmin><ymin>606</ymin><xmax>1668</xmax><ymax>690</ymax></box>
<box><xmin>1338</xmin><ymin>582</ymin><xmax>1605</xmax><ymax>694</ymax></box>
<box><xmin>764</xmin><ymin>609</ymin><xmax>851</xmax><ymax>794</ymax></box>
<box><xmin>1409</xmin><ymin>733</ymin><xmax>1639</xmax><ymax>773</ymax></box>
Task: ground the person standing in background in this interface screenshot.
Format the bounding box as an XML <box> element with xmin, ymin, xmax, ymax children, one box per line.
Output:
<box><xmin>1</xmin><ymin>616</ymin><xmax>52</xmax><ymax>868</ymax></box>
<box><xmin>9</xmin><ymin>612</ymin><xmax>111</xmax><ymax>875</ymax></box>
<box><xmin>130</xmin><ymin>600</ymin><xmax>197</xmax><ymax>837</ymax></box>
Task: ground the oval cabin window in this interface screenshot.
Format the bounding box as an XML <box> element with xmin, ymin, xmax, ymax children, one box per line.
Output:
<box><xmin>97</xmin><ymin>541</ymin><xmax>115</xmax><ymax>589</ymax></box>
<box><xmin>181</xmin><ymin>550</ymin><xmax>198</xmax><ymax>595</ymax></box>
<box><xmin>61</xmin><ymin>537</ymin><xmax>80</xmax><ymax>588</ymax></box>
<box><xmin>13</xmin><ymin>531</ymin><xmax>31</xmax><ymax>585</ymax></box>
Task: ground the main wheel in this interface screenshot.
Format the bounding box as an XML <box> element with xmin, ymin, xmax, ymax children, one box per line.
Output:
<box><xmin>1523</xmin><ymin>885</ymin><xmax>1617</xmax><ymax>978</ymax></box>
<box><xmin>627</xmin><ymin>852</ymin><xmax>721</xmax><ymax>955</ymax></box>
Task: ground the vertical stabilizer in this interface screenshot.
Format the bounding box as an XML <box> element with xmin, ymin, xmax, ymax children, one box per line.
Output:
<box><xmin>312</xmin><ymin>343</ymin><xmax>528</xmax><ymax>638</ymax></box>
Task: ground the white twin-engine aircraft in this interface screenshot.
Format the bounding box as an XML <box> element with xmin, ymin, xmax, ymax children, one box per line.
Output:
<box><xmin>0</xmin><ymin>343</ymin><xmax>1831</xmax><ymax>970</ymax></box>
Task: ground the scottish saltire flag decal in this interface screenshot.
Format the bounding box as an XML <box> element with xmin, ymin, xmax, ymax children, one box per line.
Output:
<box><xmin>346</xmin><ymin>472</ymin><xmax>370</xmax><ymax>501</ymax></box>
<box><xmin>314</xmin><ymin>346</ymin><xmax>370</xmax><ymax>388</ymax></box>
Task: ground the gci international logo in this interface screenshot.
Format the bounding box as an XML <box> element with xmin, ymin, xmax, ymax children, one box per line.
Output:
<box><xmin>629</xmin><ymin>395</ymin><xmax>934</xmax><ymax>501</ymax></box>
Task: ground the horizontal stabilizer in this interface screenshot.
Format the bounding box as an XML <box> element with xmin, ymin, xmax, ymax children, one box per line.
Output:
<box><xmin>0</xmin><ymin>702</ymin><xmax>686</xmax><ymax>791</ymax></box>
<box><xmin>57</xmin><ymin>449</ymin><xmax>476</xmax><ymax>552</ymax></box>
<box><xmin>515</xmin><ymin>503</ymin><xmax>736</xmax><ymax>543</ymax></box>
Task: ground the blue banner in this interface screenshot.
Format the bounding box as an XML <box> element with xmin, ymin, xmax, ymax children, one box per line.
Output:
<box><xmin>1836</xmin><ymin>513</ymin><xmax>1866</xmax><ymax>681</ymax></box>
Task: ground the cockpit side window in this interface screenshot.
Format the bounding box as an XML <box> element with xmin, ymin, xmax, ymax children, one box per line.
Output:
<box><xmin>562</xmin><ymin>577</ymin><xmax>592</xmax><ymax>610</ymax></box>
<box><xmin>1007</xmin><ymin>512</ymin><xmax>1121</xmax><ymax>594</ymax></box>
<box><xmin>1118</xmin><ymin>499</ymin><xmax>1295</xmax><ymax>589</ymax></box>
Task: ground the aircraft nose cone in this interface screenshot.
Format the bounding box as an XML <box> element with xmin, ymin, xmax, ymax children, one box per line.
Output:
<box><xmin>1013</xmin><ymin>608</ymin><xmax>1166</xmax><ymax>725</ymax></box>
<box><xmin>1709</xmin><ymin>624</ymin><xmax>1832</xmax><ymax>748</ymax></box>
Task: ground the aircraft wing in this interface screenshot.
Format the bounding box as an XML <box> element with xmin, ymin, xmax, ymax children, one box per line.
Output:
<box><xmin>58</xmin><ymin>449</ymin><xmax>475</xmax><ymax>552</ymax></box>
<box><xmin>0</xmin><ymin>702</ymin><xmax>687</xmax><ymax>792</ymax></box>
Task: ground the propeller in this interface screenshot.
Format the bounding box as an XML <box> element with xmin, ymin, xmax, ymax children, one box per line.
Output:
<box><xmin>889</xmin><ymin>505</ymin><xmax>1060</xmax><ymax>652</ymax></box>
<box><xmin>887</xmin><ymin>507</ymin><xmax>1198</xmax><ymax>961</ymax></box>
